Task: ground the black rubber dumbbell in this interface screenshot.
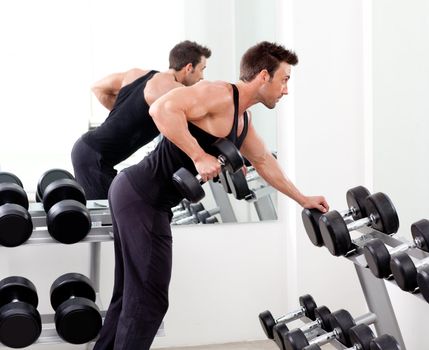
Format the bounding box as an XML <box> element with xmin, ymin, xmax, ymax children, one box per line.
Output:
<box><xmin>302</xmin><ymin>186</ymin><xmax>370</xmax><ymax>247</ymax></box>
<box><xmin>283</xmin><ymin>309</ymin><xmax>376</xmax><ymax>350</ymax></box>
<box><xmin>50</xmin><ymin>273</ymin><xmax>102</xmax><ymax>344</ymax></box>
<box><xmin>172</xmin><ymin>138</ymin><xmax>244</xmax><ymax>203</ymax></box>
<box><xmin>36</xmin><ymin>168</ymin><xmax>75</xmax><ymax>203</ymax></box>
<box><xmin>319</xmin><ymin>192</ymin><xmax>399</xmax><ymax>256</ymax></box>
<box><xmin>302</xmin><ymin>324</ymin><xmax>400</xmax><ymax>350</ymax></box>
<box><xmin>259</xmin><ymin>294</ymin><xmax>317</xmax><ymax>340</ymax></box>
<box><xmin>38</xmin><ymin>169</ymin><xmax>91</xmax><ymax>244</ymax></box>
<box><xmin>364</xmin><ymin>219</ymin><xmax>429</xmax><ymax>279</ymax></box>
<box><xmin>273</xmin><ymin>306</ymin><xmax>332</xmax><ymax>350</ymax></box>
<box><xmin>0</xmin><ymin>172</ymin><xmax>33</xmax><ymax>247</ymax></box>
<box><xmin>0</xmin><ymin>276</ymin><xmax>42</xmax><ymax>348</ymax></box>
<box><xmin>226</xmin><ymin>170</ymin><xmax>254</xmax><ymax>200</ymax></box>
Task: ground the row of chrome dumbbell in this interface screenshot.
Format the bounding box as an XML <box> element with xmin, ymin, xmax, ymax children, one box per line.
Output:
<box><xmin>259</xmin><ymin>294</ymin><xmax>400</xmax><ymax>350</ymax></box>
<box><xmin>302</xmin><ymin>186</ymin><xmax>429</xmax><ymax>302</ymax></box>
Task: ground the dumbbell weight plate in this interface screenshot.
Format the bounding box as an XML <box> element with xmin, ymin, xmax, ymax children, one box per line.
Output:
<box><xmin>55</xmin><ymin>297</ymin><xmax>102</xmax><ymax>344</ymax></box>
<box><xmin>226</xmin><ymin>171</ymin><xmax>252</xmax><ymax>200</ymax></box>
<box><xmin>0</xmin><ymin>172</ymin><xmax>24</xmax><ymax>188</ymax></box>
<box><xmin>299</xmin><ymin>294</ymin><xmax>317</xmax><ymax>320</ymax></box>
<box><xmin>302</xmin><ymin>209</ymin><xmax>324</xmax><ymax>247</ymax></box>
<box><xmin>389</xmin><ymin>252</ymin><xmax>417</xmax><ymax>291</ymax></box>
<box><xmin>37</xmin><ymin>169</ymin><xmax>75</xmax><ymax>202</ymax></box>
<box><xmin>258</xmin><ymin>310</ymin><xmax>276</xmax><ymax>339</ymax></box>
<box><xmin>314</xmin><ymin>306</ymin><xmax>333</xmax><ymax>331</ymax></box>
<box><xmin>47</xmin><ymin>200</ymin><xmax>91</xmax><ymax>244</ymax></box>
<box><xmin>0</xmin><ymin>204</ymin><xmax>33</xmax><ymax>247</ymax></box>
<box><xmin>42</xmin><ymin>179</ymin><xmax>86</xmax><ymax>213</ymax></box>
<box><xmin>0</xmin><ymin>277</ymin><xmax>39</xmax><ymax>308</ymax></box>
<box><xmin>283</xmin><ymin>328</ymin><xmax>310</xmax><ymax>350</ymax></box>
<box><xmin>370</xmin><ymin>334</ymin><xmax>401</xmax><ymax>350</ymax></box>
<box><xmin>50</xmin><ymin>273</ymin><xmax>96</xmax><ymax>310</ymax></box>
<box><xmin>0</xmin><ymin>183</ymin><xmax>29</xmax><ymax>210</ymax></box>
<box><xmin>411</xmin><ymin>219</ymin><xmax>429</xmax><ymax>251</ymax></box>
<box><xmin>217</xmin><ymin>171</ymin><xmax>232</xmax><ymax>194</ymax></box>
<box><xmin>346</xmin><ymin>186</ymin><xmax>371</xmax><ymax>220</ymax></box>
<box><xmin>212</xmin><ymin>138</ymin><xmax>244</xmax><ymax>173</ymax></box>
<box><xmin>172</xmin><ymin>168</ymin><xmax>205</xmax><ymax>203</ymax></box>
<box><xmin>365</xmin><ymin>192</ymin><xmax>399</xmax><ymax>234</ymax></box>
<box><xmin>0</xmin><ymin>302</ymin><xmax>41</xmax><ymax>348</ymax></box>
<box><xmin>363</xmin><ymin>238</ymin><xmax>392</xmax><ymax>279</ymax></box>
<box><xmin>0</xmin><ymin>276</ymin><xmax>41</xmax><ymax>348</ymax></box>
<box><xmin>328</xmin><ymin>309</ymin><xmax>355</xmax><ymax>346</ymax></box>
<box><xmin>349</xmin><ymin>324</ymin><xmax>375</xmax><ymax>350</ymax></box>
<box><xmin>319</xmin><ymin>211</ymin><xmax>352</xmax><ymax>256</ymax></box>
<box><xmin>416</xmin><ymin>266</ymin><xmax>429</xmax><ymax>303</ymax></box>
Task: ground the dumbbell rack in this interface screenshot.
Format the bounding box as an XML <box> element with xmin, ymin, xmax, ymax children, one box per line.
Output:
<box><xmin>340</xmin><ymin>225</ymin><xmax>429</xmax><ymax>350</ymax></box>
<box><xmin>0</xmin><ymin>200</ymin><xmax>112</xmax><ymax>349</ymax></box>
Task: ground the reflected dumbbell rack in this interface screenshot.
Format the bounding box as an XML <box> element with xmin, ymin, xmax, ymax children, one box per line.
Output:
<box><xmin>0</xmin><ymin>200</ymin><xmax>113</xmax><ymax>349</ymax></box>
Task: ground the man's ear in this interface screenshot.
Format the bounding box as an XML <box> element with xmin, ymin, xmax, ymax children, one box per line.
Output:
<box><xmin>258</xmin><ymin>69</ymin><xmax>270</xmax><ymax>83</ymax></box>
<box><xmin>185</xmin><ymin>63</ymin><xmax>194</xmax><ymax>73</ymax></box>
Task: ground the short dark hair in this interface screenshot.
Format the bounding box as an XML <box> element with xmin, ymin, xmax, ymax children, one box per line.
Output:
<box><xmin>239</xmin><ymin>41</ymin><xmax>298</xmax><ymax>82</ymax></box>
<box><xmin>169</xmin><ymin>40</ymin><xmax>212</xmax><ymax>71</ymax></box>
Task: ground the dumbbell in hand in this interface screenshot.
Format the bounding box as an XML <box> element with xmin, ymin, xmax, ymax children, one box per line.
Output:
<box><xmin>283</xmin><ymin>309</ymin><xmax>376</xmax><ymax>350</ymax></box>
<box><xmin>319</xmin><ymin>192</ymin><xmax>399</xmax><ymax>256</ymax></box>
<box><xmin>364</xmin><ymin>219</ymin><xmax>429</xmax><ymax>278</ymax></box>
<box><xmin>273</xmin><ymin>306</ymin><xmax>332</xmax><ymax>350</ymax></box>
<box><xmin>172</xmin><ymin>138</ymin><xmax>244</xmax><ymax>203</ymax></box>
<box><xmin>0</xmin><ymin>172</ymin><xmax>33</xmax><ymax>247</ymax></box>
<box><xmin>259</xmin><ymin>294</ymin><xmax>317</xmax><ymax>340</ymax></box>
<box><xmin>302</xmin><ymin>186</ymin><xmax>370</xmax><ymax>247</ymax></box>
<box><xmin>303</xmin><ymin>324</ymin><xmax>400</xmax><ymax>350</ymax></box>
<box><xmin>0</xmin><ymin>276</ymin><xmax>41</xmax><ymax>348</ymax></box>
<box><xmin>50</xmin><ymin>273</ymin><xmax>102</xmax><ymax>344</ymax></box>
<box><xmin>38</xmin><ymin>169</ymin><xmax>91</xmax><ymax>244</ymax></box>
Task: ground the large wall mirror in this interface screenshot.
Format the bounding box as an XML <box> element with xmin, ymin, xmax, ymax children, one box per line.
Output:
<box><xmin>0</xmin><ymin>0</ymin><xmax>280</xmax><ymax>224</ymax></box>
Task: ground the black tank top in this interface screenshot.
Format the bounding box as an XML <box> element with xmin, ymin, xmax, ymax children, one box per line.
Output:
<box><xmin>82</xmin><ymin>70</ymin><xmax>159</xmax><ymax>166</ymax></box>
<box><xmin>125</xmin><ymin>84</ymin><xmax>249</xmax><ymax>210</ymax></box>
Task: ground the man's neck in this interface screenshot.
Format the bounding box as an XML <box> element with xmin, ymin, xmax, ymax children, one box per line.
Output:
<box><xmin>235</xmin><ymin>80</ymin><xmax>260</xmax><ymax>111</ymax></box>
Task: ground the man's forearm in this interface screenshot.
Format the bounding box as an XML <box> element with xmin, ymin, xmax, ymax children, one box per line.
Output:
<box><xmin>252</xmin><ymin>155</ymin><xmax>306</xmax><ymax>206</ymax></box>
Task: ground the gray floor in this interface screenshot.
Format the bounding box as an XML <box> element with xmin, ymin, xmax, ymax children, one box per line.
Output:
<box><xmin>158</xmin><ymin>340</ymin><xmax>338</xmax><ymax>349</ymax></box>
<box><xmin>158</xmin><ymin>341</ymin><xmax>277</xmax><ymax>350</ymax></box>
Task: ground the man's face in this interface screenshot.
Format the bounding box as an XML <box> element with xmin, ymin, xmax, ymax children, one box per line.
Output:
<box><xmin>184</xmin><ymin>56</ymin><xmax>207</xmax><ymax>86</ymax></box>
<box><xmin>260</xmin><ymin>62</ymin><xmax>291</xmax><ymax>109</ymax></box>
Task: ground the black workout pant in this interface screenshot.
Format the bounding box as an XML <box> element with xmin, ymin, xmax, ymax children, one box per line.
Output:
<box><xmin>71</xmin><ymin>137</ymin><xmax>117</xmax><ymax>200</ymax></box>
<box><xmin>93</xmin><ymin>172</ymin><xmax>173</xmax><ymax>350</ymax></box>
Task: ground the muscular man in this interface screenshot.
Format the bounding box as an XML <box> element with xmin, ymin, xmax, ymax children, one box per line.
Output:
<box><xmin>71</xmin><ymin>40</ymin><xmax>211</xmax><ymax>199</ymax></box>
<box><xmin>94</xmin><ymin>41</ymin><xmax>329</xmax><ymax>350</ymax></box>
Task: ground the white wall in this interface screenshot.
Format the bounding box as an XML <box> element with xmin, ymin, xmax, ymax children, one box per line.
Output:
<box><xmin>372</xmin><ymin>1</ymin><xmax>429</xmax><ymax>349</ymax></box>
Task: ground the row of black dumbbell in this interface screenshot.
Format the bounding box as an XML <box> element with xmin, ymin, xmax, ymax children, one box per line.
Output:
<box><xmin>0</xmin><ymin>169</ymin><xmax>92</xmax><ymax>247</ymax></box>
<box><xmin>302</xmin><ymin>186</ymin><xmax>429</xmax><ymax>302</ymax></box>
<box><xmin>171</xmin><ymin>200</ymin><xmax>220</xmax><ymax>225</ymax></box>
<box><xmin>0</xmin><ymin>273</ymin><xmax>101</xmax><ymax>348</ymax></box>
<box><xmin>259</xmin><ymin>294</ymin><xmax>400</xmax><ymax>350</ymax></box>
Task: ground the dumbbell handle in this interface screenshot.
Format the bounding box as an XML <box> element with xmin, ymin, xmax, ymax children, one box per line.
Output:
<box><xmin>276</xmin><ymin>305</ymin><xmax>307</xmax><ymax>323</ymax></box>
<box><xmin>195</xmin><ymin>157</ymin><xmax>228</xmax><ymax>183</ymax></box>
<box><xmin>387</xmin><ymin>237</ymin><xmax>425</xmax><ymax>256</ymax></box>
<box><xmin>413</xmin><ymin>255</ymin><xmax>429</xmax><ymax>270</ymax></box>
<box><xmin>300</xmin><ymin>316</ymin><xmax>325</xmax><ymax>334</ymax></box>
<box><xmin>339</xmin><ymin>207</ymin><xmax>358</xmax><ymax>219</ymax></box>
<box><xmin>173</xmin><ymin>215</ymin><xmax>198</xmax><ymax>225</ymax></box>
<box><xmin>347</xmin><ymin>214</ymin><xmax>376</xmax><ymax>233</ymax></box>
<box><xmin>308</xmin><ymin>312</ymin><xmax>376</xmax><ymax>347</ymax></box>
